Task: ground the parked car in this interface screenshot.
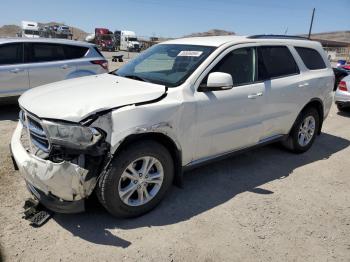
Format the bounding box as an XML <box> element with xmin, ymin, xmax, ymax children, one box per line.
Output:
<box><xmin>57</xmin><ymin>25</ymin><xmax>71</xmax><ymax>35</ymax></box>
<box><xmin>335</xmin><ymin>75</ymin><xmax>350</xmax><ymax>111</ymax></box>
<box><xmin>333</xmin><ymin>67</ymin><xmax>349</xmax><ymax>91</ymax></box>
<box><xmin>337</xmin><ymin>59</ymin><xmax>347</xmax><ymax>67</ymax></box>
<box><xmin>341</xmin><ymin>65</ymin><xmax>350</xmax><ymax>73</ymax></box>
<box><xmin>11</xmin><ymin>35</ymin><xmax>334</xmax><ymax>218</ymax></box>
<box><xmin>0</xmin><ymin>38</ymin><xmax>108</xmax><ymax>100</ymax></box>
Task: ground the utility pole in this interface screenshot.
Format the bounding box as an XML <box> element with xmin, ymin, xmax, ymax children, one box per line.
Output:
<box><xmin>308</xmin><ymin>8</ymin><xmax>315</xmax><ymax>39</ymax></box>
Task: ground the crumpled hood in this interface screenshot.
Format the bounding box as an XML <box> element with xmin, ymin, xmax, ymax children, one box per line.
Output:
<box><xmin>19</xmin><ymin>74</ymin><xmax>166</xmax><ymax>122</ymax></box>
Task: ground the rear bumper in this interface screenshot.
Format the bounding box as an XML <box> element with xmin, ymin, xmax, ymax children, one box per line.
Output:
<box><xmin>335</xmin><ymin>100</ymin><xmax>350</xmax><ymax>108</ymax></box>
<box><xmin>334</xmin><ymin>89</ymin><xmax>350</xmax><ymax>104</ymax></box>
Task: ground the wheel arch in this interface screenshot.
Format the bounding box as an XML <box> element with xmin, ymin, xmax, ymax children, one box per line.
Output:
<box><xmin>300</xmin><ymin>98</ymin><xmax>324</xmax><ymax>135</ymax></box>
<box><xmin>112</xmin><ymin>132</ymin><xmax>183</xmax><ymax>187</ymax></box>
<box><xmin>66</xmin><ymin>70</ymin><xmax>95</xmax><ymax>79</ymax></box>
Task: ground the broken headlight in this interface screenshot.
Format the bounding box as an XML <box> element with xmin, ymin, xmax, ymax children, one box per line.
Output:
<box><xmin>43</xmin><ymin>120</ymin><xmax>102</xmax><ymax>150</ymax></box>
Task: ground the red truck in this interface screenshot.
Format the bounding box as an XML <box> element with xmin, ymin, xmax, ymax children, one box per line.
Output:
<box><xmin>95</xmin><ymin>28</ymin><xmax>115</xmax><ymax>51</ymax></box>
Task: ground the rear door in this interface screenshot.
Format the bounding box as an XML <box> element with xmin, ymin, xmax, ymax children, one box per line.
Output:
<box><xmin>26</xmin><ymin>43</ymin><xmax>77</xmax><ymax>88</ymax></box>
<box><xmin>256</xmin><ymin>45</ymin><xmax>302</xmax><ymax>137</ymax></box>
<box><xmin>0</xmin><ymin>43</ymin><xmax>29</xmax><ymax>97</ymax></box>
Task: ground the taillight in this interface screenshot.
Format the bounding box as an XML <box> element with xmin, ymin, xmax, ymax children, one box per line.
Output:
<box><xmin>91</xmin><ymin>60</ymin><xmax>108</xmax><ymax>71</ymax></box>
<box><xmin>338</xmin><ymin>81</ymin><xmax>348</xmax><ymax>91</ymax></box>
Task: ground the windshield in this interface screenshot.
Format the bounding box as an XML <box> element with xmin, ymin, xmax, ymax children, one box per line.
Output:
<box><xmin>101</xmin><ymin>35</ymin><xmax>112</xmax><ymax>40</ymax></box>
<box><xmin>127</xmin><ymin>37</ymin><xmax>138</xmax><ymax>41</ymax></box>
<box><xmin>24</xmin><ymin>30</ymin><xmax>39</xmax><ymax>36</ymax></box>
<box><xmin>115</xmin><ymin>44</ymin><xmax>215</xmax><ymax>87</ymax></box>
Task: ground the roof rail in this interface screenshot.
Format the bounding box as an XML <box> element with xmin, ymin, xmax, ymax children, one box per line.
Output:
<box><xmin>247</xmin><ymin>34</ymin><xmax>309</xmax><ymax>40</ymax></box>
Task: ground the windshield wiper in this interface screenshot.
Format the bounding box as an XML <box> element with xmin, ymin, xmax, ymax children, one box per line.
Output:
<box><xmin>122</xmin><ymin>74</ymin><xmax>150</xmax><ymax>83</ymax></box>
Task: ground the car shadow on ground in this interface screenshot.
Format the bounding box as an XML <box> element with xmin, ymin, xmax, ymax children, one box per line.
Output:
<box><xmin>54</xmin><ymin>132</ymin><xmax>350</xmax><ymax>248</ymax></box>
<box><xmin>0</xmin><ymin>104</ymin><xmax>20</xmax><ymax>121</ymax></box>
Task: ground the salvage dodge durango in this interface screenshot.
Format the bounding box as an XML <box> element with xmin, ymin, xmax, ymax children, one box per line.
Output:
<box><xmin>11</xmin><ymin>35</ymin><xmax>334</xmax><ymax>217</ymax></box>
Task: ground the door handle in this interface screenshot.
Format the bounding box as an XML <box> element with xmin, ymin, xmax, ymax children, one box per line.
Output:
<box><xmin>10</xmin><ymin>68</ymin><xmax>23</xmax><ymax>73</ymax></box>
<box><xmin>60</xmin><ymin>64</ymin><xmax>70</xmax><ymax>69</ymax></box>
<box><xmin>298</xmin><ymin>82</ymin><xmax>309</xmax><ymax>88</ymax></box>
<box><xmin>248</xmin><ymin>92</ymin><xmax>263</xmax><ymax>99</ymax></box>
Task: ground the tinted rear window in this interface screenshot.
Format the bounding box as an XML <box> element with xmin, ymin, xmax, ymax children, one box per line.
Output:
<box><xmin>94</xmin><ymin>47</ymin><xmax>104</xmax><ymax>57</ymax></box>
<box><xmin>63</xmin><ymin>45</ymin><xmax>88</xmax><ymax>59</ymax></box>
<box><xmin>258</xmin><ymin>46</ymin><xmax>299</xmax><ymax>81</ymax></box>
<box><xmin>295</xmin><ymin>47</ymin><xmax>326</xmax><ymax>70</ymax></box>
<box><xmin>0</xmin><ymin>43</ymin><xmax>23</xmax><ymax>65</ymax></box>
<box><xmin>30</xmin><ymin>43</ymin><xmax>65</xmax><ymax>62</ymax></box>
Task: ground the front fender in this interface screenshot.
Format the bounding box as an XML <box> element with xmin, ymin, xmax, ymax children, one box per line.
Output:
<box><xmin>89</xmin><ymin>99</ymin><xmax>190</xmax><ymax>165</ymax></box>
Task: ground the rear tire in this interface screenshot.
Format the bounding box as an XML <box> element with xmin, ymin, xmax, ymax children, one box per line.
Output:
<box><xmin>282</xmin><ymin>107</ymin><xmax>320</xmax><ymax>153</ymax></box>
<box><xmin>337</xmin><ymin>104</ymin><xmax>350</xmax><ymax>112</ymax></box>
<box><xmin>97</xmin><ymin>140</ymin><xmax>174</xmax><ymax>218</ymax></box>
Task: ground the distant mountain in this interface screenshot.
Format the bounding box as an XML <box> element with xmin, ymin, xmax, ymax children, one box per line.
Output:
<box><xmin>308</xmin><ymin>31</ymin><xmax>350</xmax><ymax>43</ymax></box>
<box><xmin>184</xmin><ymin>29</ymin><xmax>235</xmax><ymax>38</ymax></box>
<box><xmin>0</xmin><ymin>22</ymin><xmax>88</xmax><ymax>40</ymax></box>
<box><xmin>0</xmin><ymin>25</ymin><xmax>21</xmax><ymax>37</ymax></box>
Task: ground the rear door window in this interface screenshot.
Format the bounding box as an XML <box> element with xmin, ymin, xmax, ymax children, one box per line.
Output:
<box><xmin>295</xmin><ymin>47</ymin><xmax>326</xmax><ymax>70</ymax></box>
<box><xmin>257</xmin><ymin>46</ymin><xmax>299</xmax><ymax>81</ymax></box>
<box><xmin>63</xmin><ymin>45</ymin><xmax>89</xmax><ymax>59</ymax></box>
<box><xmin>0</xmin><ymin>43</ymin><xmax>23</xmax><ymax>65</ymax></box>
<box><xmin>29</xmin><ymin>43</ymin><xmax>66</xmax><ymax>62</ymax></box>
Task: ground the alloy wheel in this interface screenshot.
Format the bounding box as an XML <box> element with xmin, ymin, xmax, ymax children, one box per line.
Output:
<box><xmin>118</xmin><ymin>156</ymin><xmax>164</xmax><ymax>207</ymax></box>
<box><xmin>298</xmin><ymin>115</ymin><xmax>316</xmax><ymax>146</ymax></box>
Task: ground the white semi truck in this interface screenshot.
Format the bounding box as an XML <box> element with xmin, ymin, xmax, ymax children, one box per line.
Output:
<box><xmin>20</xmin><ymin>21</ymin><xmax>40</xmax><ymax>38</ymax></box>
<box><xmin>114</xmin><ymin>30</ymin><xmax>141</xmax><ymax>52</ymax></box>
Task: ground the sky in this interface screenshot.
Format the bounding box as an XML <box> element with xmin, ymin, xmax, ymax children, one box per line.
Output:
<box><xmin>1</xmin><ymin>0</ymin><xmax>349</xmax><ymax>38</ymax></box>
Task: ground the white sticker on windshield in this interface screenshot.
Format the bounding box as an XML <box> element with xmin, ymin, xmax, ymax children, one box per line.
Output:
<box><xmin>177</xmin><ymin>51</ymin><xmax>203</xmax><ymax>57</ymax></box>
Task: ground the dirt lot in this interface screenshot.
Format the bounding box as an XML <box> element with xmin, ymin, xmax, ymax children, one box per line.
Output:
<box><xmin>1</xmin><ymin>88</ymin><xmax>350</xmax><ymax>260</ymax></box>
<box><xmin>102</xmin><ymin>51</ymin><xmax>138</xmax><ymax>71</ymax></box>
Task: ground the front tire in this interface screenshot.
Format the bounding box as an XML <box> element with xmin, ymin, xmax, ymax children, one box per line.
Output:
<box><xmin>282</xmin><ymin>107</ymin><xmax>320</xmax><ymax>153</ymax></box>
<box><xmin>97</xmin><ymin>141</ymin><xmax>174</xmax><ymax>218</ymax></box>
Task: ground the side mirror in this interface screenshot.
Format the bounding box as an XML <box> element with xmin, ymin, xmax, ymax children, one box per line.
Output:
<box><xmin>198</xmin><ymin>72</ymin><xmax>233</xmax><ymax>92</ymax></box>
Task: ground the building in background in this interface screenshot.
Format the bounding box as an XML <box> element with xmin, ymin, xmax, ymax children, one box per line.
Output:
<box><xmin>309</xmin><ymin>31</ymin><xmax>350</xmax><ymax>61</ymax></box>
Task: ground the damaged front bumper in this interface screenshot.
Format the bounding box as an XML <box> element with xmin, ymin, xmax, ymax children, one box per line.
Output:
<box><xmin>10</xmin><ymin>122</ymin><xmax>93</xmax><ymax>213</ymax></box>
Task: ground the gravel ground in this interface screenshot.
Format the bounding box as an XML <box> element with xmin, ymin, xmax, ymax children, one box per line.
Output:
<box><xmin>102</xmin><ymin>50</ymin><xmax>138</xmax><ymax>71</ymax></box>
<box><xmin>0</xmin><ymin>87</ymin><xmax>350</xmax><ymax>261</ymax></box>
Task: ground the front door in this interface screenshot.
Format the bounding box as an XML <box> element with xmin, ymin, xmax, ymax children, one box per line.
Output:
<box><xmin>193</xmin><ymin>46</ymin><xmax>265</xmax><ymax>161</ymax></box>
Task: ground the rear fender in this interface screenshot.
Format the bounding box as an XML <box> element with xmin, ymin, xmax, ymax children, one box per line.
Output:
<box><xmin>66</xmin><ymin>70</ymin><xmax>95</xmax><ymax>80</ymax></box>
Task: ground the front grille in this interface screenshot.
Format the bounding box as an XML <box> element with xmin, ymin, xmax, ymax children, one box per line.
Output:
<box><xmin>19</xmin><ymin>110</ymin><xmax>50</xmax><ymax>154</ymax></box>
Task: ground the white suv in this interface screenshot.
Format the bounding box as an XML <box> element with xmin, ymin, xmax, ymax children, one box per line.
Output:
<box><xmin>0</xmin><ymin>38</ymin><xmax>108</xmax><ymax>100</ymax></box>
<box><xmin>11</xmin><ymin>35</ymin><xmax>334</xmax><ymax>217</ymax></box>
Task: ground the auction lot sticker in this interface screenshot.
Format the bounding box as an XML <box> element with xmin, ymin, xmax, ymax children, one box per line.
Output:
<box><xmin>177</xmin><ymin>51</ymin><xmax>203</xmax><ymax>57</ymax></box>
